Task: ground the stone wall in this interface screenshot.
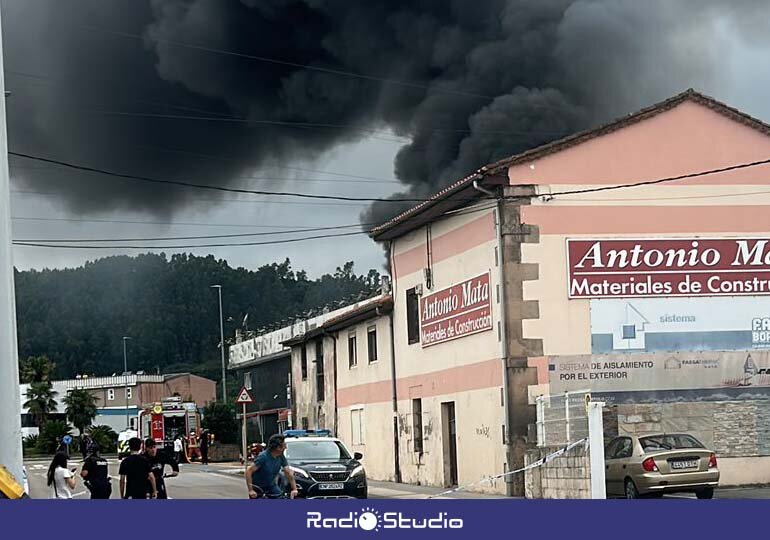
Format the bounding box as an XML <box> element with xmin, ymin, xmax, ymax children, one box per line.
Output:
<box><xmin>617</xmin><ymin>400</ymin><xmax>770</xmax><ymax>458</ymax></box>
<box><xmin>524</xmin><ymin>444</ymin><xmax>591</xmax><ymax>499</ymax></box>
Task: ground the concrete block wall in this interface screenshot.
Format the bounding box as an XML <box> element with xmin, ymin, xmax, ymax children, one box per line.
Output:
<box><xmin>524</xmin><ymin>444</ymin><xmax>591</xmax><ymax>499</ymax></box>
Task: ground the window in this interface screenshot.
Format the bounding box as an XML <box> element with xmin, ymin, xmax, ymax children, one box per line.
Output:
<box><xmin>107</xmin><ymin>388</ymin><xmax>115</xmax><ymax>401</ymax></box>
<box><xmin>315</xmin><ymin>340</ymin><xmax>325</xmax><ymax>402</ymax></box>
<box><xmin>412</xmin><ymin>398</ymin><xmax>423</xmax><ymax>453</ymax></box>
<box><xmin>351</xmin><ymin>408</ymin><xmax>365</xmax><ymax>446</ymax></box>
<box><xmin>614</xmin><ymin>437</ymin><xmax>633</xmax><ymax>459</ymax></box>
<box><xmin>348</xmin><ymin>332</ymin><xmax>357</xmax><ymax>368</ymax></box>
<box><xmin>301</xmin><ymin>417</ymin><xmax>309</xmax><ymax>430</ymax></box>
<box><xmin>126</xmin><ymin>387</ymin><xmax>132</xmax><ymax>400</ymax></box>
<box><xmin>301</xmin><ymin>345</ymin><xmax>308</xmax><ymax>380</ymax></box>
<box><xmin>244</xmin><ymin>371</ymin><xmax>252</xmax><ymax>390</ymax></box>
<box><xmin>367</xmin><ymin>326</ymin><xmax>378</xmax><ymax>363</ymax></box>
<box><xmin>622</xmin><ymin>325</ymin><xmax>636</xmax><ymax>339</ymax></box>
<box><xmin>406</xmin><ymin>288</ymin><xmax>420</xmax><ymax>344</ymax></box>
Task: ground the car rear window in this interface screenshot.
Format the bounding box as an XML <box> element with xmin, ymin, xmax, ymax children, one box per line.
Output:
<box><xmin>285</xmin><ymin>440</ymin><xmax>351</xmax><ymax>461</ymax></box>
<box><xmin>640</xmin><ymin>434</ymin><xmax>704</xmax><ymax>451</ymax></box>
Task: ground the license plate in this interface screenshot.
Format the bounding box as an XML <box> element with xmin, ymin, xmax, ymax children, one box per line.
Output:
<box><xmin>670</xmin><ymin>460</ymin><xmax>698</xmax><ymax>469</ymax></box>
<box><xmin>318</xmin><ymin>483</ymin><xmax>345</xmax><ymax>490</ymax></box>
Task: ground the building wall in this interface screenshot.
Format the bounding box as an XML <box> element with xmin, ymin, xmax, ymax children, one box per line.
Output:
<box><xmin>507</xmin><ymin>99</ymin><xmax>770</xmax><ymax>471</ymax></box>
<box><xmin>335</xmin><ymin>314</ymin><xmax>395</xmax><ymax>482</ymax></box>
<box><xmin>291</xmin><ymin>337</ymin><xmax>336</xmax><ymax>433</ymax></box>
<box><xmin>386</xmin><ymin>206</ymin><xmax>507</xmax><ymax>493</ymax></box>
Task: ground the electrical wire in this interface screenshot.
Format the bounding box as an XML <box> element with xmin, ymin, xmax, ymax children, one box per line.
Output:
<box><xmin>9</xmin><ymin>151</ymin><xmax>457</xmax><ymax>203</ymax></box>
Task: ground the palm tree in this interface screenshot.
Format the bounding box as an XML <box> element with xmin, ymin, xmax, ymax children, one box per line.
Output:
<box><xmin>24</xmin><ymin>382</ymin><xmax>58</xmax><ymax>427</ymax></box>
<box><xmin>63</xmin><ymin>389</ymin><xmax>99</xmax><ymax>434</ymax></box>
<box><xmin>20</xmin><ymin>355</ymin><xmax>56</xmax><ymax>383</ymax></box>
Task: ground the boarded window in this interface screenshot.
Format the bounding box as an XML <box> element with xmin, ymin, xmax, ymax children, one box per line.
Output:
<box><xmin>315</xmin><ymin>340</ymin><xmax>325</xmax><ymax>402</ymax></box>
<box><xmin>412</xmin><ymin>398</ymin><xmax>423</xmax><ymax>453</ymax></box>
<box><xmin>301</xmin><ymin>345</ymin><xmax>308</xmax><ymax>380</ymax></box>
<box><xmin>367</xmin><ymin>326</ymin><xmax>378</xmax><ymax>363</ymax></box>
<box><xmin>407</xmin><ymin>288</ymin><xmax>420</xmax><ymax>344</ymax></box>
<box><xmin>348</xmin><ymin>332</ymin><xmax>357</xmax><ymax>368</ymax></box>
<box><xmin>351</xmin><ymin>408</ymin><xmax>365</xmax><ymax>446</ymax></box>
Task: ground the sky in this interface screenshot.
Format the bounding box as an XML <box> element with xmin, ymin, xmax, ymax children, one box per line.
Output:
<box><xmin>5</xmin><ymin>0</ymin><xmax>770</xmax><ymax>277</ymax></box>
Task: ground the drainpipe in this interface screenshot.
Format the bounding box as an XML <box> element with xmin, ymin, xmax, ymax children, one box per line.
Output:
<box><xmin>379</xmin><ymin>299</ymin><xmax>402</xmax><ymax>483</ymax></box>
<box><xmin>322</xmin><ymin>331</ymin><xmax>339</xmax><ymax>437</ymax></box>
<box><xmin>475</xmin><ymin>179</ymin><xmax>514</xmax><ymax>497</ymax></box>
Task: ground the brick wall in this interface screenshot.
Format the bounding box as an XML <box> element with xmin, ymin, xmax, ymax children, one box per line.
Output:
<box><xmin>524</xmin><ymin>444</ymin><xmax>591</xmax><ymax>499</ymax></box>
<box><xmin>617</xmin><ymin>400</ymin><xmax>770</xmax><ymax>458</ymax></box>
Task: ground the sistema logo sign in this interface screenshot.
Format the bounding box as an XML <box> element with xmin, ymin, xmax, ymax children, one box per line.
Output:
<box><xmin>306</xmin><ymin>507</ymin><xmax>464</xmax><ymax>531</ymax></box>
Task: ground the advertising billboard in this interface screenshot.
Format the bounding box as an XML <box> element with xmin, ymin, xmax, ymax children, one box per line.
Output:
<box><xmin>567</xmin><ymin>238</ymin><xmax>770</xmax><ymax>299</ymax></box>
<box><xmin>420</xmin><ymin>273</ymin><xmax>493</xmax><ymax>347</ymax></box>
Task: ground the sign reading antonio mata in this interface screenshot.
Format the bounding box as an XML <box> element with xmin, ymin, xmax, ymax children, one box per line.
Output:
<box><xmin>567</xmin><ymin>238</ymin><xmax>770</xmax><ymax>299</ymax></box>
<box><xmin>420</xmin><ymin>273</ymin><xmax>492</xmax><ymax>347</ymax></box>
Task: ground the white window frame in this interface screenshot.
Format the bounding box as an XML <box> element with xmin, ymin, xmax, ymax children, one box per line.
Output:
<box><xmin>126</xmin><ymin>387</ymin><xmax>132</xmax><ymax>400</ymax></box>
<box><xmin>245</xmin><ymin>371</ymin><xmax>252</xmax><ymax>390</ymax></box>
<box><xmin>350</xmin><ymin>406</ymin><xmax>365</xmax><ymax>446</ymax></box>
<box><xmin>107</xmin><ymin>388</ymin><xmax>115</xmax><ymax>401</ymax></box>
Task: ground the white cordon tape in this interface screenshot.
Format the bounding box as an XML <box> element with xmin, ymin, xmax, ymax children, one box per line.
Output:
<box><xmin>427</xmin><ymin>438</ymin><xmax>588</xmax><ymax>498</ymax></box>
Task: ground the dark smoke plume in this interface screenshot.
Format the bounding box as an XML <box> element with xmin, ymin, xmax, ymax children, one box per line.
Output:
<box><xmin>4</xmin><ymin>0</ymin><xmax>769</xmax><ymax>224</ymax></box>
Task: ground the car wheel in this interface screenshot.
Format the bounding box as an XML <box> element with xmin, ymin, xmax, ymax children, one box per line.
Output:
<box><xmin>624</xmin><ymin>479</ymin><xmax>640</xmax><ymax>499</ymax></box>
<box><xmin>696</xmin><ymin>488</ymin><xmax>714</xmax><ymax>499</ymax></box>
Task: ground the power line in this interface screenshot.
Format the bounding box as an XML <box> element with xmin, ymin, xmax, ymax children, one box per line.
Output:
<box><xmin>9</xmin><ymin>151</ymin><xmax>446</xmax><ymax>203</ymax></box>
<box><xmin>13</xmin><ymin>221</ymin><xmax>371</xmax><ymax>243</ymax></box>
<box><xmin>538</xmin><ymin>157</ymin><xmax>770</xmax><ymax>200</ymax></box>
<box><xmin>9</xmin><ymin>216</ymin><xmax>342</xmax><ymax>229</ymax></box>
<box><xmin>82</xmin><ymin>26</ymin><xmax>495</xmax><ymax>101</ymax></box>
<box><xmin>14</xmin><ymin>229</ymin><xmax>366</xmax><ymax>249</ymax></box>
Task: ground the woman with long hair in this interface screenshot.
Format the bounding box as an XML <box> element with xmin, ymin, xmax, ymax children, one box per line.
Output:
<box><xmin>47</xmin><ymin>452</ymin><xmax>77</xmax><ymax>499</ymax></box>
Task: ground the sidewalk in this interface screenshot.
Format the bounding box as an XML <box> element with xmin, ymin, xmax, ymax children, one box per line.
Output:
<box><xmin>200</xmin><ymin>462</ymin><xmax>504</xmax><ymax>499</ymax></box>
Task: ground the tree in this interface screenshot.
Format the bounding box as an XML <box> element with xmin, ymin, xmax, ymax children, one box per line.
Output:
<box><xmin>20</xmin><ymin>355</ymin><xmax>56</xmax><ymax>383</ymax></box>
<box><xmin>86</xmin><ymin>425</ymin><xmax>118</xmax><ymax>454</ymax></box>
<box><xmin>37</xmin><ymin>420</ymin><xmax>72</xmax><ymax>454</ymax></box>
<box><xmin>201</xmin><ymin>402</ymin><xmax>239</xmax><ymax>444</ymax></box>
<box><xmin>24</xmin><ymin>382</ymin><xmax>58</xmax><ymax>427</ymax></box>
<box><xmin>63</xmin><ymin>389</ymin><xmax>99</xmax><ymax>434</ymax></box>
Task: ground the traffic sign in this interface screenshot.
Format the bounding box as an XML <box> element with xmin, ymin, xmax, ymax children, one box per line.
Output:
<box><xmin>235</xmin><ymin>387</ymin><xmax>254</xmax><ymax>404</ymax></box>
<box><xmin>62</xmin><ymin>435</ymin><xmax>72</xmax><ymax>445</ymax></box>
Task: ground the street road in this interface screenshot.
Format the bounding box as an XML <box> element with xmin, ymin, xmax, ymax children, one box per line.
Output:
<box><xmin>24</xmin><ymin>458</ymin><xmax>770</xmax><ymax>500</ymax></box>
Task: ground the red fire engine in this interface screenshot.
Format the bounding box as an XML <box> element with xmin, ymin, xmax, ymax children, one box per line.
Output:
<box><xmin>138</xmin><ymin>396</ymin><xmax>201</xmax><ymax>458</ymax></box>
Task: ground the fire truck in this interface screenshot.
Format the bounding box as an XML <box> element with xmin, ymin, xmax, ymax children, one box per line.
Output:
<box><xmin>138</xmin><ymin>397</ymin><xmax>201</xmax><ymax>455</ymax></box>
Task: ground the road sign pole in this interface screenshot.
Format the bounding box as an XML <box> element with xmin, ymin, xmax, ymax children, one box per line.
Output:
<box><xmin>242</xmin><ymin>403</ymin><xmax>247</xmax><ymax>468</ymax></box>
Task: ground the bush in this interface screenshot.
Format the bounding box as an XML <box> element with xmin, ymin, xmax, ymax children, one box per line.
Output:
<box><xmin>86</xmin><ymin>425</ymin><xmax>118</xmax><ymax>454</ymax></box>
<box><xmin>22</xmin><ymin>434</ymin><xmax>39</xmax><ymax>449</ymax></box>
<box><xmin>201</xmin><ymin>402</ymin><xmax>239</xmax><ymax>444</ymax></box>
<box><xmin>37</xmin><ymin>420</ymin><xmax>72</xmax><ymax>454</ymax></box>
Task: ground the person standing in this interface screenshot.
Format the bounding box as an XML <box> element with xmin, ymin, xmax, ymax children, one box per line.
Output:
<box><xmin>143</xmin><ymin>438</ymin><xmax>179</xmax><ymax>499</ymax></box>
<box><xmin>119</xmin><ymin>437</ymin><xmax>156</xmax><ymax>499</ymax></box>
<box><xmin>47</xmin><ymin>452</ymin><xmax>77</xmax><ymax>499</ymax></box>
<box><xmin>199</xmin><ymin>430</ymin><xmax>209</xmax><ymax>465</ymax></box>
<box><xmin>81</xmin><ymin>442</ymin><xmax>111</xmax><ymax>499</ymax></box>
<box><xmin>173</xmin><ymin>436</ymin><xmax>184</xmax><ymax>464</ymax></box>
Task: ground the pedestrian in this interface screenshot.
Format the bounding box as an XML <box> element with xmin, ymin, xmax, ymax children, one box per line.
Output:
<box><xmin>199</xmin><ymin>430</ymin><xmax>209</xmax><ymax>465</ymax></box>
<box><xmin>173</xmin><ymin>435</ymin><xmax>184</xmax><ymax>464</ymax></box>
<box><xmin>143</xmin><ymin>438</ymin><xmax>179</xmax><ymax>499</ymax></box>
<box><xmin>47</xmin><ymin>452</ymin><xmax>76</xmax><ymax>499</ymax></box>
<box><xmin>81</xmin><ymin>442</ymin><xmax>112</xmax><ymax>499</ymax></box>
<box><xmin>119</xmin><ymin>437</ymin><xmax>156</xmax><ymax>499</ymax></box>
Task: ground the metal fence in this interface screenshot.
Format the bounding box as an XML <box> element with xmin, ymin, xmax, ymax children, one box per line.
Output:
<box><xmin>535</xmin><ymin>390</ymin><xmax>591</xmax><ymax>447</ymax></box>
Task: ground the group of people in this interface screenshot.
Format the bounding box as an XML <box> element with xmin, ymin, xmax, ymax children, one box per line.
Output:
<box><xmin>47</xmin><ymin>437</ymin><xmax>179</xmax><ymax>499</ymax></box>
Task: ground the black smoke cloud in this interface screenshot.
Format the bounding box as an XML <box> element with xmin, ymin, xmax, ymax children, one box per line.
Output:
<box><xmin>4</xmin><ymin>0</ymin><xmax>770</xmax><ymax>224</ymax></box>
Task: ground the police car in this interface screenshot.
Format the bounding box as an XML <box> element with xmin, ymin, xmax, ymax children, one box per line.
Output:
<box><xmin>280</xmin><ymin>429</ymin><xmax>367</xmax><ymax>499</ymax></box>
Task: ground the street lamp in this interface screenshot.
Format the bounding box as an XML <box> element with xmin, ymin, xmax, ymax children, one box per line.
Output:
<box><xmin>122</xmin><ymin>336</ymin><xmax>132</xmax><ymax>430</ymax></box>
<box><xmin>210</xmin><ymin>285</ymin><xmax>227</xmax><ymax>401</ymax></box>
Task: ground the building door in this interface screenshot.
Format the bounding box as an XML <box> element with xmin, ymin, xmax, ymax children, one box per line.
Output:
<box><xmin>441</xmin><ymin>402</ymin><xmax>458</xmax><ymax>487</ymax></box>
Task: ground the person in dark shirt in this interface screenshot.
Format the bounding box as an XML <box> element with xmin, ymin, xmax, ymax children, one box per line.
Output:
<box><xmin>143</xmin><ymin>438</ymin><xmax>179</xmax><ymax>499</ymax></box>
<box><xmin>119</xmin><ymin>437</ymin><xmax>156</xmax><ymax>499</ymax></box>
<box><xmin>80</xmin><ymin>442</ymin><xmax>111</xmax><ymax>499</ymax></box>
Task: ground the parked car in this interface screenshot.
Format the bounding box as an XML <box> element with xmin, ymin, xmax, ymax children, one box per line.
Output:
<box><xmin>604</xmin><ymin>433</ymin><xmax>719</xmax><ymax>499</ymax></box>
<box><xmin>279</xmin><ymin>429</ymin><xmax>367</xmax><ymax>499</ymax></box>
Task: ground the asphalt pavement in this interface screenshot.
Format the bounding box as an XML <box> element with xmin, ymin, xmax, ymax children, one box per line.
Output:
<box><xmin>23</xmin><ymin>458</ymin><xmax>770</xmax><ymax>500</ymax></box>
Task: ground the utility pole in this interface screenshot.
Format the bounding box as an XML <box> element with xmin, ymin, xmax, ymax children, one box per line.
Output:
<box><xmin>0</xmin><ymin>8</ymin><xmax>24</xmax><ymax>484</ymax></box>
<box><xmin>210</xmin><ymin>285</ymin><xmax>227</xmax><ymax>401</ymax></box>
<box><xmin>122</xmin><ymin>336</ymin><xmax>132</xmax><ymax>430</ymax></box>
